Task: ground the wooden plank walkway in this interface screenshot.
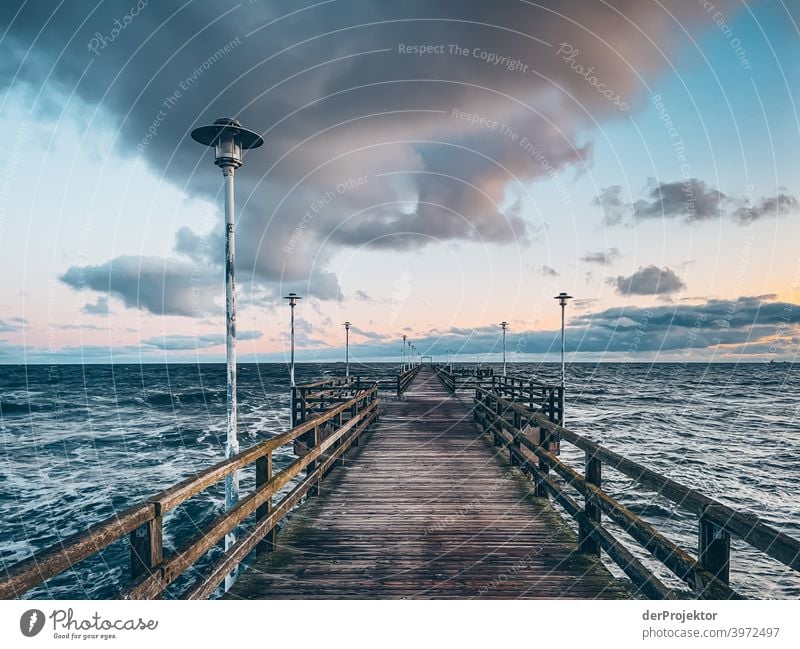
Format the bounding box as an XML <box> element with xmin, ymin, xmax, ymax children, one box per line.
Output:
<box><xmin>226</xmin><ymin>366</ymin><xmax>632</xmax><ymax>599</ymax></box>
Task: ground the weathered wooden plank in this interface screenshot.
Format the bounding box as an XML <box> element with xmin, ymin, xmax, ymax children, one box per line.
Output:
<box><xmin>227</xmin><ymin>367</ymin><xmax>630</xmax><ymax>600</ymax></box>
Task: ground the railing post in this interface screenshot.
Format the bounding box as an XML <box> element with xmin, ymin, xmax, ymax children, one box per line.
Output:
<box><xmin>579</xmin><ymin>452</ymin><xmax>602</xmax><ymax>556</ymax></box>
<box><xmin>130</xmin><ymin>515</ymin><xmax>163</xmax><ymax>583</ymax></box>
<box><xmin>557</xmin><ymin>385</ymin><xmax>564</xmax><ymax>425</ymax></box>
<box><xmin>510</xmin><ymin>410</ymin><xmax>521</xmax><ymax>467</ymax></box>
<box><xmin>256</xmin><ymin>452</ymin><xmax>275</xmax><ymax>555</ymax></box>
<box><xmin>307</xmin><ymin>424</ymin><xmax>320</xmax><ymax>496</ymax></box>
<box><xmin>493</xmin><ymin>396</ymin><xmax>502</xmax><ymax>447</ymax></box>
<box><xmin>699</xmin><ymin>512</ymin><xmax>730</xmax><ymax>584</ymax></box>
<box><xmin>534</xmin><ymin>428</ymin><xmax>549</xmax><ymax>498</ymax></box>
<box><xmin>351</xmin><ymin>400</ymin><xmax>359</xmax><ymax>446</ymax></box>
<box><xmin>335</xmin><ymin>411</ymin><xmax>344</xmax><ymax>466</ymax></box>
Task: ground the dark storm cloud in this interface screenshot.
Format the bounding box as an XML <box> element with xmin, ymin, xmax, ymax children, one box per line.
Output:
<box><xmin>60</xmin><ymin>256</ymin><xmax>219</xmax><ymax>316</ymax></box>
<box><xmin>580</xmin><ymin>247</ymin><xmax>621</xmax><ymax>265</ymax></box>
<box><xmin>2</xmin><ymin>0</ymin><xmax>750</xmax><ymax>310</ymax></box>
<box><xmin>608</xmin><ymin>265</ymin><xmax>686</xmax><ymax>296</ymax></box>
<box><xmin>597</xmin><ymin>181</ymin><xmax>798</xmax><ymax>225</ymax></box>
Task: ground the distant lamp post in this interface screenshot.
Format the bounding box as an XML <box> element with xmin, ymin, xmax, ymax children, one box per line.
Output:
<box><xmin>554</xmin><ymin>292</ymin><xmax>573</xmax><ymax>424</ymax></box>
<box><xmin>500</xmin><ymin>321</ymin><xmax>509</xmax><ymax>377</ymax></box>
<box><xmin>191</xmin><ymin>117</ymin><xmax>263</xmax><ymax>589</ymax></box>
<box><xmin>343</xmin><ymin>321</ymin><xmax>352</xmax><ymax>377</ymax></box>
<box><xmin>402</xmin><ymin>334</ymin><xmax>408</xmax><ymax>372</ymax></box>
<box><xmin>284</xmin><ymin>292</ymin><xmax>301</xmax><ymax>426</ymax></box>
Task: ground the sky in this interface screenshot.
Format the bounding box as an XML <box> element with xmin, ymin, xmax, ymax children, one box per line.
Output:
<box><xmin>0</xmin><ymin>0</ymin><xmax>799</xmax><ymax>364</ymax></box>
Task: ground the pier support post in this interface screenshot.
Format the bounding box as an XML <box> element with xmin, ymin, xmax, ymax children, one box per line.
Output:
<box><xmin>256</xmin><ymin>453</ymin><xmax>275</xmax><ymax>554</ymax></box>
<box><xmin>579</xmin><ymin>452</ymin><xmax>602</xmax><ymax>555</ymax></box>
<box><xmin>699</xmin><ymin>512</ymin><xmax>730</xmax><ymax>584</ymax></box>
<box><xmin>130</xmin><ymin>516</ymin><xmax>163</xmax><ymax>583</ymax></box>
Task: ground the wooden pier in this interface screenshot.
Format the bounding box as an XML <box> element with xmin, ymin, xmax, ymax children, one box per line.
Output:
<box><xmin>2</xmin><ymin>363</ymin><xmax>799</xmax><ymax>600</ymax></box>
<box><xmin>227</xmin><ymin>366</ymin><xmax>628</xmax><ymax>599</ymax></box>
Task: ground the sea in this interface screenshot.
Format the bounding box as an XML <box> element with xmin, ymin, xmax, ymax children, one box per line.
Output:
<box><xmin>1</xmin><ymin>362</ymin><xmax>798</xmax><ymax>599</ymax></box>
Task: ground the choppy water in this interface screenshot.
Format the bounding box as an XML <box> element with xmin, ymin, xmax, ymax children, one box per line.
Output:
<box><xmin>1</xmin><ymin>362</ymin><xmax>798</xmax><ymax>599</ymax></box>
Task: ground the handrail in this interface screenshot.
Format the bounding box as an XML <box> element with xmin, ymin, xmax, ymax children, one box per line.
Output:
<box><xmin>0</xmin><ymin>385</ymin><xmax>379</xmax><ymax>600</ymax></box>
<box><xmin>490</xmin><ymin>374</ymin><xmax>563</xmax><ymax>424</ymax></box>
<box><xmin>291</xmin><ymin>376</ymin><xmax>362</xmax><ymax>425</ymax></box>
<box><xmin>432</xmin><ymin>364</ymin><xmax>455</xmax><ymax>392</ymax></box>
<box><xmin>473</xmin><ymin>385</ymin><xmax>800</xmax><ymax>599</ymax></box>
<box><xmin>396</xmin><ymin>365</ymin><xmax>420</xmax><ymax>396</ymax></box>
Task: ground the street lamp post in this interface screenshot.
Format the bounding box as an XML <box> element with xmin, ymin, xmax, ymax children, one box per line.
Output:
<box><xmin>343</xmin><ymin>321</ymin><xmax>351</xmax><ymax>378</ymax></box>
<box><xmin>284</xmin><ymin>292</ymin><xmax>301</xmax><ymax>425</ymax></box>
<box><xmin>554</xmin><ymin>292</ymin><xmax>573</xmax><ymax>425</ymax></box>
<box><xmin>500</xmin><ymin>321</ymin><xmax>509</xmax><ymax>377</ymax></box>
<box><xmin>402</xmin><ymin>334</ymin><xmax>407</xmax><ymax>372</ymax></box>
<box><xmin>191</xmin><ymin>117</ymin><xmax>263</xmax><ymax>589</ymax></box>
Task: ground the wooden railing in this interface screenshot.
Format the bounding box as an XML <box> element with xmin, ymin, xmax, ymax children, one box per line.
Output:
<box><xmin>433</xmin><ymin>364</ymin><xmax>455</xmax><ymax>392</ymax></box>
<box><xmin>491</xmin><ymin>374</ymin><xmax>564</xmax><ymax>425</ymax></box>
<box><xmin>0</xmin><ymin>385</ymin><xmax>379</xmax><ymax>600</ymax></box>
<box><xmin>473</xmin><ymin>386</ymin><xmax>800</xmax><ymax>600</ymax></box>
<box><xmin>291</xmin><ymin>375</ymin><xmax>361</xmax><ymax>425</ymax></box>
<box><xmin>396</xmin><ymin>365</ymin><xmax>421</xmax><ymax>396</ymax></box>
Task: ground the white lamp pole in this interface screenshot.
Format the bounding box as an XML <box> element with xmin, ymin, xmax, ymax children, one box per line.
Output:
<box><xmin>500</xmin><ymin>321</ymin><xmax>509</xmax><ymax>377</ymax></box>
<box><xmin>191</xmin><ymin>118</ymin><xmax>263</xmax><ymax>590</ymax></box>
<box><xmin>284</xmin><ymin>292</ymin><xmax>301</xmax><ymax>425</ymax></box>
<box><xmin>343</xmin><ymin>321</ymin><xmax>351</xmax><ymax>377</ymax></box>
<box><xmin>554</xmin><ymin>292</ymin><xmax>573</xmax><ymax>424</ymax></box>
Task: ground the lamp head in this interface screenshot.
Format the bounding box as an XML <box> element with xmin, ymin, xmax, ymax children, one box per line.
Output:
<box><xmin>554</xmin><ymin>292</ymin><xmax>573</xmax><ymax>307</ymax></box>
<box><xmin>500</xmin><ymin>321</ymin><xmax>509</xmax><ymax>329</ymax></box>
<box><xmin>343</xmin><ymin>321</ymin><xmax>351</xmax><ymax>330</ymax></box>
<box><xmin>283</xmin><ymin>292</ymin><xmax>301</xmax><ymax>307</ymax></box>
<box><xmin>191</xmin><ymin>118</ymin><xmax>263</xmax><ymax>169</ymax></box>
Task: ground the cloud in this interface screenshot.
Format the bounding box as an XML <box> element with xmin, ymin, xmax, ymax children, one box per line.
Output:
<box><xmin>350</xmin><ymin>325</ymin><xmax>388</xmax><ymax>341</ymax></box>
<box><xmin>634</xmin><ymin>179</ymin><xmax>726</xmax><ymax>221</ymax></box>
<box><xmin>141</xmin><ymin>330</ymin><xmax>262</xmax><ymax>350</ymax></box>
<box><xmin>352</xmin><ymin>295</ymin><xmax>800</xmax><ymax>357</ymax></box>
<box><xmin>540</xmin><ymin>265</ymin><xmax>559</xmax><ymax>276</ymax></box>
<box><xmin>0</xmin><ymin>318</ymin><xmax>25</xmax><ymax>332</ymax></box>
<box><xmin>60</xmin><ymin>256</ymin><xmax>219</xmax><ymax>316</ymax></box>
<box><xmin>83</xmin><ymin>296</ymin><xmax>111</xmax><ymax>316</ymax></box>
<box><xmin>598</xmin><ymin>181</ymin><xmax>798</xmax><ymax>226</ymax></box>
<box><xmin>732</xmin><ymin>193</ymin><xmax>799</xmax><ymax>224</ymax></box>
<box><xmin>608</xmin><ymin>265</ymin><xmax>686</xmax><ymax>295</ymax></box>
<box><xmin>594</xmin><ymin>185</ymin><xmax>629</xmax><ymax>225</ymax></box>
<box><xmin>354</xmin><ymin>290</ymin><xmax>377</xmax><ymax>304</ymax></box>
<box><xmin>3</xmin><ymin>1</ymin><xmax>753</xmax><ymax>310</ymax></box>
<box><xmin>581</xmin><ymin>247</ymin><xmax>621</xmax><ymax>265</ymax></box>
